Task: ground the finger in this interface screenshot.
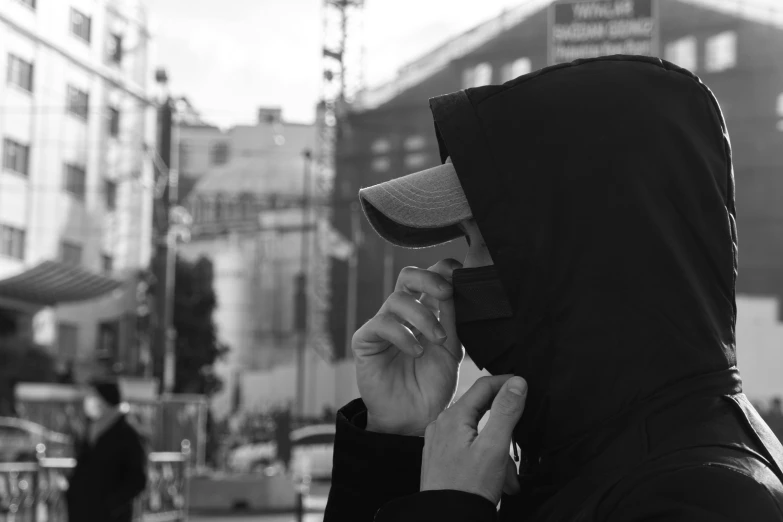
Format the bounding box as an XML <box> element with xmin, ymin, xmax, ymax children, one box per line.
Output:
<box><xmin>478</xmin><ymin>377</ymin><xmax>527</xmax><ymax>447</ymax></box>
<box><xmin>395</xmin><ymin>266</ymin><xmax>452</xmax><ymax>300</ymax></box>
<box><xmin>381</xmin><ymin>292</ymin><xmax>448</xmax><ymax>345</ymax></box>
<box><xmin>502</xmin><ymin>456</ymin><xmax>521</xmax><ymax>496</ymax></box>
<box><xmin>420</xmin><ymin>259</ymin><xmax>463</xmax><ymax>313</ymax></box>
<box><xmin>352</xmin><ymin>313</ymin><xmax>424</xmax><ymax>358</ymax></box>
<box><xmin>451</xmin><ymin>375</ymin><xmax>515</xmax><ymax>427</ymax></box>
<box><xmin>426</xmin><ymin>259</ymin><xmax>462</xmax><ymax>361</ymax></box>
<box><xmin>427</xmin><ymin>258</ymin><xmax>463</xmax><ymax>283</ymax></box>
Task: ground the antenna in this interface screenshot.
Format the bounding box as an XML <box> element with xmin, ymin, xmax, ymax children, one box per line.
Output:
<box><xmin>309</xmin><ymin>0</ymin><xmax>366</xmax><ymax>363</ymax></box>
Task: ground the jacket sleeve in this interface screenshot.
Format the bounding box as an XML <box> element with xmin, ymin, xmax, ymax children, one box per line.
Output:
<box><xmin>604</xmin><ymin>465</ymin><xmax>783</xmax><ymax>521</ymax></box>
<box><xmin>105</xmin><ymin>427</ymin><xmax>148</xmax><ymax>515</ymax></box>
<box><xmin>323</xmin><ymin>398</ymin><xmax>425</xmax><ymax>522</ymax></box>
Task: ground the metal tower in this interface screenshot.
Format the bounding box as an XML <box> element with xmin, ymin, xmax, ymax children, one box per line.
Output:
<box><xmin>309</xmin><ymin>0</ymin><xmax>365</xmax><ymax>363</ymax></box>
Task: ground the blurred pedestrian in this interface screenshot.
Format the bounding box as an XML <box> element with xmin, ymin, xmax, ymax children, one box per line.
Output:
<box><xmin>325</xmin><ymin>55</ymin><xmax>783</xmax><ymax>521</ymax></box>
<box><xmin>66</xmin><ymin>378</ymin><xmax>147</xmax><ymax>522</ymax></box>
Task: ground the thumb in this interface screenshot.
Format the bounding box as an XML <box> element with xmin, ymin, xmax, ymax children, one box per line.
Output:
<box><xmin>478</xmin><ymin>376</ymin><xmax>527</xmax><ymax>447</ymax></box>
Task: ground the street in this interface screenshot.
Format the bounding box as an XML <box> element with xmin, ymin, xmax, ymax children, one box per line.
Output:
<box><xmin>189</xmin><ymin>482</ymin><xmax>329</xmax><ymax>522</ymax></box>
<box><xmin>190</xmin><ymin>515</ymin><xmax>323</xmax><ymax>522</ymax></box>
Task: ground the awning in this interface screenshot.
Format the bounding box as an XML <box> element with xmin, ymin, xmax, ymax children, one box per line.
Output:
<box><xmin>0</xmin><ymin>261</ymin><xmax>123</xmax><ymax>306</ymax></box>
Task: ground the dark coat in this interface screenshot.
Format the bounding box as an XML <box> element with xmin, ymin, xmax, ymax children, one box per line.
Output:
<box><xmin>66</xmin><ymin>415</ymin><xmax>147</xmax><ymax>522</ymax></box>
<box><xmin>324</xmin><ymin>55</ymin><xmax>783</xmax><ymax>521</ymax></box>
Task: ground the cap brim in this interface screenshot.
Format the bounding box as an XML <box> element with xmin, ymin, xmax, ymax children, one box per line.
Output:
<box><xmin>359</xmin><ymin>161</ymin><xmax>472</xmax><ymax>248</ymax></box>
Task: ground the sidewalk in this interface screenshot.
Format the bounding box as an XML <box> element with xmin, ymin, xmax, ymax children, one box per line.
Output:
<box><xmin>190</xmin><ymin>514</ymin><xmax>324</xmax><ymax>522</ymax></box>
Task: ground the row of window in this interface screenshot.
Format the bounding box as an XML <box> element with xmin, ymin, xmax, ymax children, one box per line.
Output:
<box><xmin>463</xmin><ymin>57</ymin><xmax>532</xmax><ymax>89</ymax></box>
<box><xmin>15</xmin><ymin>1</ymin><xmax>124</xmax><ymax>63</ymax></box>
<box><xmin>179</xmin><ymin>141</ymin><xmax>229</xmax><ymax>170</ymax></box>
<box><xmin>665</xmin><ymin>31</ymin><xmax>737</xmax><ymax>73</ymax></box>
<box><xmin>0</xmin><ymin>225</ymin><xmax>113</xmax><ymax>271</ymax></box>
<box><xmin>371</xmin><ymin>153</ymin><xmax>430</xmax><ymax>174</ymax></box>
<box><xmin>71</xmin><ymin>7</ymin><xmax>123</xmax><ymax>65</ymax></box>
<box><xmin>57</xmin><ymin>318</ymin><xmax>121</xmax><ymax>362</ymax></box>
<box><xmin>458</xmin><ymin>30</ymin><xmax>737</xmax><ymax>91</ymax></box>
<box><xmin>3</xmin><ymin>138</ymin><xmax>118</xmax><ymax>208</ymax></box>
<box><xmin>368</xmin><ymin>134</ymin><xmax>431</xmax><ymax>174</ymax></box>
<box><xmin>6</xmin><ymin>55</ymin><xmax>122</xmax><ymax>135</ymax></box>
<box><xmin>61</xmin><ymin>241</ymin><xmax>113</xmax><ymax>272</ymax></box>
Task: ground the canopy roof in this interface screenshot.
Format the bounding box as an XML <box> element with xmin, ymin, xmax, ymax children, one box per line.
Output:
<box><xmin>0</xmin><ymin>261</ymin><xmax>122</xmax><ymax>306</ymax></box>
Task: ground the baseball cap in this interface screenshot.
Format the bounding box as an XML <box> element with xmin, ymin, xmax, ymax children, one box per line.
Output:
<box><xmin>358</xmin><ymin>157</ymin><xmax>473</xmax><ymax>248</ymax></box>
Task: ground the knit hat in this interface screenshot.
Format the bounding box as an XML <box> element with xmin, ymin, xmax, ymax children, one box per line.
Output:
<box><xmin>90</xmin><ymin>378</ymin><xmax>122</xmax><ymax>407</ymax></box>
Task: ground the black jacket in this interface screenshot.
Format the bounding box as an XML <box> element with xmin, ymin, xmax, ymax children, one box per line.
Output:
<box><xmin>325</xmin><ymin>55</ymin><xmax>783</xmax><ymax>521</ymax></box>
<box><xmin>66</xmin><ymin>414</ymin><xmax>147</xmax><ymax>522</ymax></box>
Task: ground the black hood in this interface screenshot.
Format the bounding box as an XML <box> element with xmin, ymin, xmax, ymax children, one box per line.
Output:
<box><xmin>430</xmin><ymin>56</ymin><xmax>739</xmax><ymax>461</ymax></box>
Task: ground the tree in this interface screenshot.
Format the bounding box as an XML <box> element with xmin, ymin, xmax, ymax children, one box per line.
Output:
<box><xmin>170</xmin><ymin>255</ymin><xmax>229</xmax><ymax>396</ymax></box>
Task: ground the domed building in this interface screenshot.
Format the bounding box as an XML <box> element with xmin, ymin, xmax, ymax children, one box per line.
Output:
<box><xmin>178</xmin><ymin>108</ymin><xmax>357</xmax><ymax>419</ymax></box>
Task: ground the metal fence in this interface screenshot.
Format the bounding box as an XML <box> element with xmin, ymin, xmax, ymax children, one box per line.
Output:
<box><xmin>0</xmin><ymin>449</ymin><xmax>189</xmax><ymax>522</ymax></box>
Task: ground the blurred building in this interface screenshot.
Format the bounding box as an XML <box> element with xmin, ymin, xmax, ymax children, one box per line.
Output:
<box><xmin>180</xmin><ymin>108</ymin><xmax>358</xmax><ymax>418</ymax></box>
<box><xmin>330</xmin><ymin>0</ymin><xmax>783</xmax><ymax>399</ymax></box>
<box><xmin>0</xmin><ymin>0</ymin><xmax>156</xmax><ymax>379</ymax></box>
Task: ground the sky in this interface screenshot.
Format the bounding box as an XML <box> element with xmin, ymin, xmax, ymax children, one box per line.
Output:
<box><xmin>149</xmin><ymin>0</ymin><xmax>527</xmax><ymax>128</ymax></box>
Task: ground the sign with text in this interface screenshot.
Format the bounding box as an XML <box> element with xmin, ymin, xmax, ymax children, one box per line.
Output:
<box><xmin>549</xmin><ymin>0</ymin><xmax>658</xmax><ymax>65</ymax></box>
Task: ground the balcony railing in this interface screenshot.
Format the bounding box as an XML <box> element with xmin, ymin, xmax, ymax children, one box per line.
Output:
<box><xmin>0</xmin><ymin>449</ymin><xmax>189</xmax><ymax>522</ymax></box>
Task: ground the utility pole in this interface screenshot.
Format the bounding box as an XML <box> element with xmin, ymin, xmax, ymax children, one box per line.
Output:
<box><xmin>295</xmin><ymin>149</ymin><xmax>313</xmax><ymax>420</ymax></box>
<box><xmin>344</xmin><ymin>202</ymin><xmax>361</xmax><ymax>359</ymax></box>
<box><xmin>152</xmin><ymin>69</ymin><xmax>179</xmax><ymax>395</ymax></box>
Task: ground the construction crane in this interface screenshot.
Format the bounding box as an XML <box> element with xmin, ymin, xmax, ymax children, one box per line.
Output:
<box><xmin>307</xmin><ymin>0</ymin><xmax>365</xmax><ymax>366</ymax></box>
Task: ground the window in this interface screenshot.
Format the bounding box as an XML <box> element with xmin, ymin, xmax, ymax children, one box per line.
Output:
<box><xmin>665</xmin><ymin>36</ymin><xmax>697</xmax><ymax>72</ymax></box>
<box><xmin>404</xmin><ymin>135</ymin><xmax>426</xmax><ymax>151</ymax></box>
<box><xmin>105</xmin><ymin>179</ymin><xmax>117</xmax><ymax>210</ymax></box>
<box><xmin>64</xmin><ymin>163</ymin><xmax>86</xmax><ymax>200</ymax></box>
<box><xmin>370</xmin><ymin>139</ymin><xmax>391</xmax><ymax>154</ymax></box>
<box><xmin>405</xmin><ymin>153</ymin><xmax>428</xmax><ymax>170</ymax></box>
<box><xmin>67</xmin><ymin>86</ymin><xmax>89</xmax><ymax>120</ymax></box>
<box><xmin>3</xmin><ymin>138</ymin><xmax>30</xmax><ymax>175</ymax></box>
<box><xmin>462</xmin><ymin>62</ymin><xmax>492</xmax><ymax>88</ymax></box>
<box><xmin>371</xmin><ymin>157</ymin><xmax>390</xmax><ymax>173</ymax></box>
<box><xmin>97</xmin><ymin>320</ymin><xmax>120</xmax><ymax>358</ymax></box>
<box><xmin>210</xmin><ymin>142</ymin><xmax>229</xmax><ymax>165</ymax></box>
<box><xmin>502</xmin><ymin>58</ymin><xmax>531</xmax><ymax>82</ymax></box>
<box><xmin>705</xmin><ymin>31</ymin><xmax>737</xmax><ymax>73</ymax></box>
<box><xmin>57</xmin><ymin>323</ymin><xmax>79</xmax><ymax>361</ymax></box>
<box><xmin>107</xmin><ymin>33</ymin><xmax>123</xmax><ymax>64</ymax></box>
<box><xmin>70</xmin><ymin>8</ymin><xmax>91</xmax><ymax>43</ymax></box>
<box><xmin>0</xmin><ymin>225</ymin><xmax>25</xmax><ymax>260</ymax></box>
<box><xmin>108</xmin><ymin>107</ymin><xmax>120</xmax><ymax>137</ymax></box>
<box><xmin>6</xmin><ymin>54</ymin><xmax>34</xmax><ymax>92</ymax></box>
<box><xmin>60</xmin><ymin>241</ymin><xmax>82</xmax><ymax>266</ymax></box>
<box><xmin>101</xmin><ymin>254</ymin><xmax>113</xmax><ymax>274</ymax></box>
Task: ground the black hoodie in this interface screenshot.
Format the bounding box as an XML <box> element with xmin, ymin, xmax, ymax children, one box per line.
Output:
<box><xmin>324</xmin><ymin>56</ymin><xmax>783</xmax><ymax>521</ymax></box>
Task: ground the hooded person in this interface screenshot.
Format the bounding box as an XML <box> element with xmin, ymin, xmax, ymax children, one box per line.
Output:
<box><xmin>323</xmin><ymin>55</ymin><xmax>783</xmax><ymax>522</ymax></box>
<box><xmin>66</xmin><ymin>378</ymin><xmax>148</xmax><ymax>522</ymax></box>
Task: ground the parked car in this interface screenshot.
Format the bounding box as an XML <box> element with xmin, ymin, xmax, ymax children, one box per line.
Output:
<box><xmin>227</xmin><ymin>436</ymin><xmax>277</xmax><ymax>474</ymax></box>
<box><xmin>228</xmin><ymin>423</ymin><xmax>335</xmax><ymax>481</ymax></box>
<box><xmin>289</xmin><ymin>424</ymin><xmax>335</xmax><ymax>482</ymax></box>
<box><xmin>0</xmin><ymin>417</ymin><xmax>73</xmax><ymax>462</ymax></box>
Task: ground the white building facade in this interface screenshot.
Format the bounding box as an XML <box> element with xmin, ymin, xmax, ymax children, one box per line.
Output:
<box><xmin>0</xmin><ymin>0</ymin><xmax>156</xmax><ymax>378</ymax></box>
